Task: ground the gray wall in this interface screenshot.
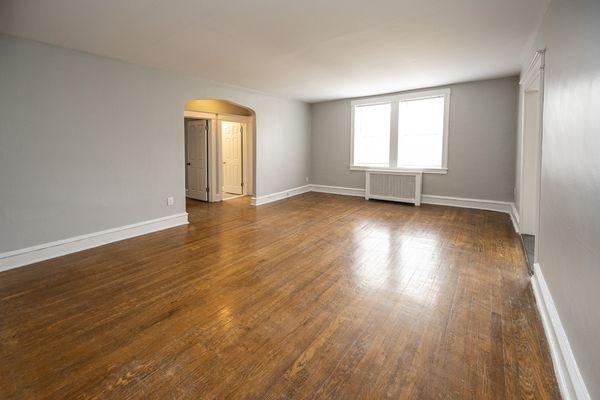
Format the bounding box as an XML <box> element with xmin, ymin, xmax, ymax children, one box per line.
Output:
<box><xmin>519</xmin><ymin>0</ymin><xmax>600</xmax><ymax>397</ymax></box>
<box><xmin>0</xmin><ymin>35</ymin><xmax>311</xmax><ymax>253</ymax></box>
<box><xmin>310</xmin><ymin>77</ymin><xmax>518</xmax><ymax>201</ymax></box>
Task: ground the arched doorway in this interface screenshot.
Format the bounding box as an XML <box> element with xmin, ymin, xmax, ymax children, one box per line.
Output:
<box><xmin>183</xmin><ymin>99</ymin><xmax>255</xmax><ymax>204</ymax></box>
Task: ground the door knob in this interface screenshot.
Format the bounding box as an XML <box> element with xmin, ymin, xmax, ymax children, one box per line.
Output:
<box><xmin>186</xmin><ymin>162</ymin><xmax>191</xmax><ymax>166</ymax></box>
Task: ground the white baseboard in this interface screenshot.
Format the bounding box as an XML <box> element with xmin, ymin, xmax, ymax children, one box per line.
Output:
<box><xmin>421</xmin><ymin>194</ymin><xmax>513</xmax><ymax>213</ymax></box>
<box><xmin>531</xmin><ymin>263</ymin><xmax>590</xmax><ymax>400</ymax></box>
<box><xmin>0</xmin><ymin>213</ymin><xmax>189</xmax><ymax>272</ymax></box>
<box><xmin>250</xmin><ymin>185</ymin><xmax>311</xmax><ymax>206</ymax></box>
<box><xmin>310</xmin><ymin>184</ymin><xmax>365</xmax><ymax>197</ymax></box>
<box><xmin>311</xmin><ymin>188</ymin><xmax>516</xmax><ymax>217</ymax></box>
<box><xmin>511</xmin><ymin>203</ymin><xmax>521</xmax><ymax>234</ymax></box>
<box><xmin>250</xmin><ymin>184</ymin><xmax>363</xmax><ymax>206</ymax></box>
<box><xmin>420</xmin><ymin>194</ymin><xmax>519</xmax><ymax>233</ymax></box>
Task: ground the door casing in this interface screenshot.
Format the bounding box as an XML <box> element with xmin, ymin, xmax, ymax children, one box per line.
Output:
<box><xmin>518</xmin><ymin>49</ymin><xmax>545</xmax><ymax>263</ymax></box>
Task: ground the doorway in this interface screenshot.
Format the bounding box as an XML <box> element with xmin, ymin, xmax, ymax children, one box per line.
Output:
<box><xmin>221</xmin><ymin>121</ymin><xmax>243</xmax><ymax>199</ymax></box>
<box><xmin>519</xmin><ymin>50</ymin><xmax>545</xmax><ymax>271</ymax></box>
<box><xmin>183</xmin><ymin>99</ymin><xmax>255</xmax><ymax>207</ymax></box>
<box><xmin>184</xmin><ymin>118</ymin><xmax>209</xmax><ymax>201</ymax></box>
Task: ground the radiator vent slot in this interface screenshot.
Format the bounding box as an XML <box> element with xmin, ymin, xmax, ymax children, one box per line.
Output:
<box><xmin>365</xmin><ymin>171</ymin><xmax>422</xmax><ymax>205</ymax></box>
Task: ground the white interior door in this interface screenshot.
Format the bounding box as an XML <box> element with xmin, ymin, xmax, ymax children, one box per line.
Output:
<box><xmin>185</xmin><ymin>119</ymin><xmax>208</xmax><ymax>201</ymax></box>
<box><xmin>221</xmin><ymin>121</ymin><xmax>243</xmax><ymax>194</ymax></box>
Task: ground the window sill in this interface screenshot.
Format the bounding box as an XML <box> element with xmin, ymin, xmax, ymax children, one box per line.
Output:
<box><xmin>349</xmin><ymin>166</ymin><xmax>448</xmax><ymax>175</ymax></box>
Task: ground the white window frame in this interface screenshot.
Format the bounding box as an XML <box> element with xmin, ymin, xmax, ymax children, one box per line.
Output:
<box><xmin>350</xmin><ymin>88</ymin><xmax>450</xmax><ymax>174</ymax></box>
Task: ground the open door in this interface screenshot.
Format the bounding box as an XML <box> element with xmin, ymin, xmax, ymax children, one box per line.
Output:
<box><xmin>221</xmin><ymin>121</ymin><xmax>243</xmax><ymax>195</ymax></box>
<box><xmin>185</xmin><ymin>119</ymin><xmax>208</xmax><ymax>201</ymax></box>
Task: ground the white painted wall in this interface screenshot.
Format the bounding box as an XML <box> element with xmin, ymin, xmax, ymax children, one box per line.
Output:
<box><xmin>310</xmin><ymin>77</ymin><xmax>518</xmax><ymax>201</ymax></box>
<box><xmin>0</xmin><ymin>35</ymin><xmax>311</xmax><ymax>253</ymax></box>
<box><xmin>518</xmin><ymin>0</ymin><xmax>600</xmax><ymax>397</ymax></box>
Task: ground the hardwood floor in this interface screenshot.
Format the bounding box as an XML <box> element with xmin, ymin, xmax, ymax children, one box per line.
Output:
<box><xmin>0</xmin><ymin>193</ymin><xmax>560</xmax><ymax>399</ymax></box>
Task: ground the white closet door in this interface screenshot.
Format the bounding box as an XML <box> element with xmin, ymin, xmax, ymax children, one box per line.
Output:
<box><xmin>221</xmin><ymin>121</ymin><xmax>243</xmax><ymax>194</ymax></box>
<box><xmin>185</xmin><ymin>119</ymin><xmax>208</xmax><ymax>201</ymax></box>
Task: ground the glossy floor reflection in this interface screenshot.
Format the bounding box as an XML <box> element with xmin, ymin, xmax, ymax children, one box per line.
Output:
<box><xmin>0</xmin><ymin>193</ymin><xmax>560</xmax><ymax>399</ymax></box>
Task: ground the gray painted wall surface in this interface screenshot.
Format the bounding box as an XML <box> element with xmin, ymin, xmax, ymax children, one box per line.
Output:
<box><xmin>0</xmin><ymin>35</ymin><xmax>311</xmax><ymax>253</ymax></box>
<box><xmin>520</xmin><ymin>0</ymin><xmax>600</xmax><ymax>396</ymax></box>
<box><xmin>310</xmin><ymin>77</ymin><xmax>518</xmax><ymax>201</ymax></box>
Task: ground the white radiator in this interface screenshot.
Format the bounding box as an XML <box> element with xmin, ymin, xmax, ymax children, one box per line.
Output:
<box><xmin>365</xmin><ymin>170</ymin><xmax>422</xmax><ymax>206</ymax></box>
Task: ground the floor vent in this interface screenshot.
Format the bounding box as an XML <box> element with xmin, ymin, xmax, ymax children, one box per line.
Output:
<box><xmin>365</xmin><ymin>170</ymin><xmax>422</xmax><ymax>206</ymax></box>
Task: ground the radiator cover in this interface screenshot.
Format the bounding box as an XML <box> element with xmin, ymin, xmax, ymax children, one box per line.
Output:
<box><xmin>365</xmin><ymin>170</ymin><xmax>422</xmax><ymax>206</ymax></box>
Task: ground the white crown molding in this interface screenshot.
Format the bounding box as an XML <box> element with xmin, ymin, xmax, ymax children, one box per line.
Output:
<box><xmin>520</xmin><ymin>49</ymin><xmax>546</xmax><ymax>86</ymax></box>
<box><xmin>531</xmin><ymin>263</ymin><xmax>591</xmax><ymax>400</ymax></box>
<box><xmin>0</xmin><ymin>213</ymin><xmax>188</xmax><ymax>272</ymax></box>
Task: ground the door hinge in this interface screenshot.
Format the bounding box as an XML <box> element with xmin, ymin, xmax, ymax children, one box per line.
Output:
<box><xmin>206</xmin><ymin>187</ymin><xmax>209</xmax><ymax>193</ymax></box>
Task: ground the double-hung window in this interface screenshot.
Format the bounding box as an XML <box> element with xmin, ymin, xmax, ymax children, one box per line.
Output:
<box><xmin>350</xmin><ymin>88</ymin><xmax>450</xmax><ymax>173</ymax></box>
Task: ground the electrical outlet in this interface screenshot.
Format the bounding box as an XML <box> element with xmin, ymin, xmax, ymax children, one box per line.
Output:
<box><xmin>167</xmin><ymin>196</ymin><xmax>174</xmax><ymax>206</ymax></box>
<box><xmin>305</xmin><ymin>176</ymin><xmax>309</xmax><ymax>183</ymax></box>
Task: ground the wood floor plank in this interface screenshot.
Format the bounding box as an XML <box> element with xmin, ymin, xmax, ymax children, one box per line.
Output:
<box><xmin>0</xmin><ymin>193</ymin><xmax>561</xmax><ymax>399</ymax></box>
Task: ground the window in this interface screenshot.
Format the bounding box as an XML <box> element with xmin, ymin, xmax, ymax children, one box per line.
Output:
<box><xmin>353</xmin><ymin>103</ymin><xmax>391</xmax><ymax>166</ymax></box>
<box><xmin>351</xmin><ymin>88</ymin><xmax>450</xmax><ymax>173</ymax></box>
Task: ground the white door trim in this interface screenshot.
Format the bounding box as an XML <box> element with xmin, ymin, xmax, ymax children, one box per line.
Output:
<box><xmin>519</xmin><ymin>49</ymin><xmax>545</xmax><ymax>261</ymax></box>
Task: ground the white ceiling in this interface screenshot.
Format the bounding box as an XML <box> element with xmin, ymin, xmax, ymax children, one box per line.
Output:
<box><xmin>0</xmin><ymin>0</ymin><xmax>548</xmax><ymax>103</ymax></box>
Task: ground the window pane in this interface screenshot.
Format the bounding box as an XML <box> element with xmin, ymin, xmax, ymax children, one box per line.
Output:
<box><xmin>397</xmin><ymin>96</ymin><xmax>445</xmax><ymax>168</ymax></box>
<box><xmin>354</xmin><ymin>103</ymin><xmax>391</xmax><ymax>166</ymax></box>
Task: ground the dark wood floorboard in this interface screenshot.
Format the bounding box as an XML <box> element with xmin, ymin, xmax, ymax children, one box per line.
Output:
<box><xmin>0</xmin><ymin>193</ymin><xmax>560</xmax><ymax>399</ymax></box>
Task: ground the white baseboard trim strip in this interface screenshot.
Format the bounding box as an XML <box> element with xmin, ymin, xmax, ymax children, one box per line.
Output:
<box><xmin>421</xmin><ymin>194</ymin><xmax>519</xmax><ymax>233</ymax></box>
<box><xmin>531</xmin><ymin>263</ymin><xmax>591</xmax><ymax>400</ymax></box>
<box><xmin>0</xmin><ymin>213</ymin><xmax>189</xmax><ymax>272</ymax></box>
<box><xmin>510</xmin><ymin>203</ymin><xmax>521</xmax><ymax>234</ymax></box>
<box><xmin>250</xmin><ymin>184</ymin><xmax>364</xmax><ymax>206</ymax></box>
<box><xmin>250</xmin><ymin>185</ymin><xmax>311</xmax><ymax>206</ymax></box>
<box><xmin>421</xmin><ymin>194</ymin><xmax>513</xmax><ymax>213</ymax></box>
<box><xmin>310</xmin><ymin>184</ymin><xmax>365</xmax><ymax>197</ymax></box>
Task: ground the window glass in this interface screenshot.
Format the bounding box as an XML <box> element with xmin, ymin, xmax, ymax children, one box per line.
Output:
<box><xmin>397</xmin><ymin>96</ymin><xmax>444</xmax><ymax>168</ymax></box>
<box><xmin>353</xmin><ymin>103</ymin><xmax>391</xmax><ymax>166</ymax></box>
